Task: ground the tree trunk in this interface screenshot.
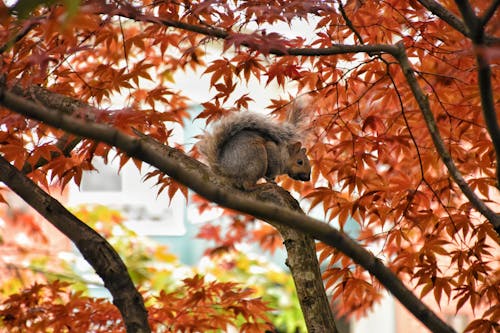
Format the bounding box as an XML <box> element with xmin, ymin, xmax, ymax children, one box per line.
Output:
<box><xmin>254</xmin><ymin>185</ymin><xmax>338</xmax><ymax>333</ymax></box>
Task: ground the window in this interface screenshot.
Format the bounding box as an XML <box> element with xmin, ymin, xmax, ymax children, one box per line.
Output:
<box><xmin>68</xmin><ymin>156</ymin><xmax>185</xmax><ymax>236</ymax></box>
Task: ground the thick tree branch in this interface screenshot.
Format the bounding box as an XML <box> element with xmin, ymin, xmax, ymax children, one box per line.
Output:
<box><xmin>10</xmin><ymin>84</ymin><xmax>89</xmax><ymax>112</ymax></box>
<box><xmin>417</xmin><ymin>0</ymin><xmax>469</xmax><ymax>36</ymax></box>
<box><xmin>393</xmin><ymin>42</ymin><xmax>500</xmax><ymax>235</ymax></box>
<box><xmin>454</xmin><ymin>0</ymin><xmax>500</xmax><ymax>189</ymax></box>
<box><xmin>0</xmin><ymin>155</ymin><xmax>150</xmax><ymax>333</ymax></box>
<box><xmin>475</xmin><ymin>50</ymin><xmax>500</xmax><ymax>190</ymax></box>
<box><xmin>250</xmin><ymin>184</ymin><xmax>338</xmax><ymax>333</ymax></box>
<box><xmin>0</xmin><ymin>88</ymin><xmax>456</xmax><ymax>333</ymax></box>
<box><xmin>454</xmin><ymin>0</ymin><xmax>481</xmax><ymax>40</ymax></box>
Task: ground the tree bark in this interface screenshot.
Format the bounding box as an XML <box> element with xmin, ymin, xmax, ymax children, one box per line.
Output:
<box><xmin>254</xmin><ymin>185</ymin><xmax>338</xmax><ymax>333</ymax></box>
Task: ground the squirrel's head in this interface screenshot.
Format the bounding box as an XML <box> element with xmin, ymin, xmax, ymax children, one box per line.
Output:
<box><xmin>286</xmin><ymin>142</ymin><xmax>311</xmax><ymax>182</ymax></box>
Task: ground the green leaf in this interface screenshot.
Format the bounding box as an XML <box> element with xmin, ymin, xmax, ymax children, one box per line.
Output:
<box><xmin>11</xmin><ymin>0</ymin><xmax>55</xmax><ymax>19</ymax></box>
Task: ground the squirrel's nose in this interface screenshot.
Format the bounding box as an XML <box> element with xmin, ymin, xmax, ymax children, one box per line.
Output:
<box><xmin>298</xmin><ymin>173</ymin><xmax>310</xmax><ymax>181</ymax></box>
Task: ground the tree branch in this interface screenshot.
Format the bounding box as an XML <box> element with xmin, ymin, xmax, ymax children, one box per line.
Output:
<box><xmin>0</xmin><ymin>18</ymin><xmax>43</xmax><ymax>54</ymax></box>
<box><xmin>453</xmin><ymin>0</ymin><xmax>500</xmax><ymax>189</ymax></box>
<box><xmin>475</xmin><ymin>49</ymin><xmax>500</xmax><ymax>190</ymax></box>
<box><xmin>287</xmin><ymin>44</ymin><xmax>398</xmax><ymax>56</ymax></box>
<box><xmin>10</xmin><ymin>84</ymin><xmax>89</xmax><ymax>112</ymax></box>
<box><xmin>0</xmin><ymin>87</ymin><xmax>456</xmax><ymax>333</ymax></box>
<box><xmin>393</xmin><ymin>42</ymin><xmax>500</xmax><ymax>235</ymax></box>
<box><xmin>454</xmin><ymin>0</ymin><xmax>481</xmax><ymax>40</ymax></box>
<box><xmin>102</xmin><ymin>4</ymin><xmax>398</xmax><ymax>57</ymax></box>
<box><xmin>0</xmin><ymin>155</ymin><xmax>150</xmax><ymax>333</ymax></box>
<box><xmin>479</xmin><ymin>0</ymin><xmax>500</xmax><ymax>28</ymax></box>
<box><xmin>8</xmin><ymin>85</ymin><xmax>85</xmax><ymax>174</ymax></box>
<box><xmin>416</xmin><ymin>0</ymin><xmax>500</xmax><ymax>44</ymax></box>
<box><xmin>337</xmin><ymin>0</ymin><xmax>364</xmax><ymax>44</ymax></box>
<box><xmin>250</xmin><ymin>184</ymin><xmax>339</xmax><ymax>333</ymax></box>
<box><xmin>417</xmin><ymin>0</ymin><xmax>469</xmax><ymax>36</ymax></box>
<box><xmin>109</xmin><ymin>1</ymin><xmax>500</xmax><ymax>51</ymax></box>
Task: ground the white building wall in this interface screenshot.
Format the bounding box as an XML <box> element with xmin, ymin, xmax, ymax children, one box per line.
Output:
<box><xmin>350</xmin><ymin>292</ymin><xmax>396</xmax><ymax>333</ymax></box>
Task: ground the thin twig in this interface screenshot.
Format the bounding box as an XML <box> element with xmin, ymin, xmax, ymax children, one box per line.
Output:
<box><xmin>337</xmin><ymin>0</ymin><xmax>364</xmax><ymax>44</ymax></box>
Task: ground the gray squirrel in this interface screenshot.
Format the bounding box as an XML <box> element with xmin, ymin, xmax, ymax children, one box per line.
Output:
<box><xmin>198</xmin><ymin>102</ymin><xmax>311</xmax><ymax>190</ymax></box>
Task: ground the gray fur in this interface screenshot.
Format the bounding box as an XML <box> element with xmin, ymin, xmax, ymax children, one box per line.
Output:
<box><xmin>198</xmin><ymin>107</ymin><xmax>310</xmax><ymax>189</ymax></box>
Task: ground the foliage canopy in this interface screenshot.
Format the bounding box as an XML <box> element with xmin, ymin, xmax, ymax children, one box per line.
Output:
<box><xmin>0</xmin><ymin>0</ymin><xmax>499</xmax><ymax>332</ymax></box>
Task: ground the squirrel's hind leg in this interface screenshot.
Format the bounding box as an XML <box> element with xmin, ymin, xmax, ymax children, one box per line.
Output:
<box><xmin>217</xmin><ymin>132</ymin><xmax>268</xmax><ymax>191</ymax></box>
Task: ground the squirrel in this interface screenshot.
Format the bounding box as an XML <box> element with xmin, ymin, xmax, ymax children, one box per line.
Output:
<box><xmin>198</xmin><ymin>102</ymin><xmax>311</xmax><ymax>190</ymax></box>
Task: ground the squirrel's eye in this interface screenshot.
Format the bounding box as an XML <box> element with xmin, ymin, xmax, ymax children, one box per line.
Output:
<box><xmin>297</xmin><ymin>159</ymin><xmax>303</xmax><ymax>165</ymax></box>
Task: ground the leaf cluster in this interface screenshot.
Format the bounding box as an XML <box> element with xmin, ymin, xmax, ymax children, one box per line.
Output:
<box><xmin>0</xmin><ymin>0</ymin><xmax>499</xmax><ymax>330</ymax></box>
<box><xmin>0</xmin><ymin>278</ymin><xmax>272</xmax><ymax>333</ymax></box>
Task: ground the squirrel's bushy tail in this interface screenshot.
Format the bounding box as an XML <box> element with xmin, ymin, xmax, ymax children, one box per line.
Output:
<box><xmin>287</xmin><ymin>95</ymin><xmax>311</xmax><ymax>129</ymax></box>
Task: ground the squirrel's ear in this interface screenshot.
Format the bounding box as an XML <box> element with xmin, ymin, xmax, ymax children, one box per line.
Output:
<box><xmin>288</xmin><ymin>142</ymin><xmax>302</xmax><ymax>154</ymax></box>
<box><xmin>300</xmin><ymin>147</ymin><xmax>307</xmax><ymax>154</ymax></box>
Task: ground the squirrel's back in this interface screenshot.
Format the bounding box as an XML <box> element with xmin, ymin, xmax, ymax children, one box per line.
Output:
<box><xmin>199</xmin><ymin>112</ymin><xmax>299</xmax><ymax>171</ymax></box>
